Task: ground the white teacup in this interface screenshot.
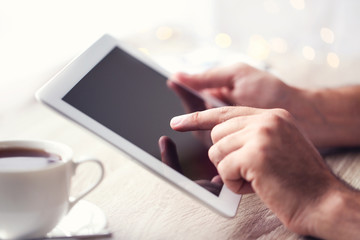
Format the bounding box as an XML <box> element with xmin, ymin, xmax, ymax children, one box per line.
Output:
<box><xmin>0</xmin><ymin>139</ymin><xmax>105</xmax><ymax>239</ymax></box>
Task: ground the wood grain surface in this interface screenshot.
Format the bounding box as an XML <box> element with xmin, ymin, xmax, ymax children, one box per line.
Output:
<box><xmin>1</xmin><ymin>95</ymin><xmax>359</xmax><ymax>240</ymax></box>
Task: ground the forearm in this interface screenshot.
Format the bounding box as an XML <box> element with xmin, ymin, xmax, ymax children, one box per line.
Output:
<box><xmin>311</xmin><ymin>185</ymin><xmax>360</xmax><ymax>240</ymax></box>
<box><xmin>289</xmin><ymin>85</ymin><xmax>360</xmax><ymax>147</ymax></box>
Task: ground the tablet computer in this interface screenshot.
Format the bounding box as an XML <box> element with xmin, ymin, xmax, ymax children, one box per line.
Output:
<box><xmin>36</xmin><ymin>34</ymin><xmax>241</xmax><ymax>217</ymax></box>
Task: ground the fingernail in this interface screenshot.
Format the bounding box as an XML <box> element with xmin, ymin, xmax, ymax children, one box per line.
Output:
<box><xmin>170</xmin><ymin>115</ymin><xmax>185</xmax><ymax>127</ymax></box>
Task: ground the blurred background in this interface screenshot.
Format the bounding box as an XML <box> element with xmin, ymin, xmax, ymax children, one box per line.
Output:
<box><xmin>1</xmin><ymin>0</ymin><xmax>360</xmax><ymax>115</ymax></box>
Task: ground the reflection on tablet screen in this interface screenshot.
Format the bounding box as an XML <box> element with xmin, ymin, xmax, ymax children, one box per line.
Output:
<box><xmin>63</xmin><ymin>47</ymin><xmax>223</xmax><ymax>196</ymax></box>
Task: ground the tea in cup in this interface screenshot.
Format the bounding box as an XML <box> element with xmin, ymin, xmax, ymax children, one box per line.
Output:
<box><xmin>0</xmin><ymin>139</ymin><xmax>104</xmax><ymax>239</ymax></box>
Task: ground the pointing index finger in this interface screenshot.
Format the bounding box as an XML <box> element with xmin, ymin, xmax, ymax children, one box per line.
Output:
<box><xmin>170</xmin><ymin>106</ymin><xmax>261</xmax><ymax>131</ymax></box>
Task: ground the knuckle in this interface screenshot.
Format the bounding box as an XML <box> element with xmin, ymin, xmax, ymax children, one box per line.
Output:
<box><xmin>208</xmin><ymin>144</ymin><xmax>222</xmax><ymax>167</ymax></box>
<box><xmin>216</xmin><ymin>159</ymin><xmax>228</xmax><ymax>179</ymax></box>
<box><xmin>211</xmin><ymin>124</ymin><xmax>222</xmax><ymax>143</ymax></box>
<box><xmin>273</xmin><ymin>108</ymin><xmax>292</xmax><ymax>119</ymax></box>
<box><xmin>256</xmin><ymin>125</ymin><xmax>273</xmax><ymax>138</ymax></box>
<box><xmin>208</xmin><ymin>145</ymin><xmax>218</xmax><ymax>164</ymax></box>
<box><xmin>217</xmin><ymin>106</ymin><xmax>234</xmax><ymax>123</ymax></box>
<box><xmin>253</xmin><ymin>117</ymin><xmax>275</xmax><ymax>138</ymax></box>
<box><xmin>218</xmin><ymin>106</ymin><xmax>230</xmax><ymax>116</ymax></box>
<box><xmin>208</xmin><ymin>145</ymin><xmax>217</xmax><ymax>159</ymax></box>
<box><xmin>261</xmin><ymin>109</ymin><xmax>289</xmax><ymax>129</ymax></box>
<box><xmin>269</xmin><ymin>108</ymin><xmax>293</xmax><ymax>122</ymax></box>
<box><xmin>191</xmin><ymin>111</ymin><xmax>201</xmax><ymax>124</ymax></box>
<box><xmin>210</xmin><ymin>141</ymin><xmax>227</xmax><ymax>163</ymax></box>
<box><xmin>217</xmin><ymin>153</ymin><xmax>241</xmax><ymax>183</ymax></box>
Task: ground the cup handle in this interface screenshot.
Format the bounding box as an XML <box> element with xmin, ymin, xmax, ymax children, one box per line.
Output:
<box><xmin>68</xmin><ymin>157</ymin><xmax>105</xmax><ymax>209</ymax></box>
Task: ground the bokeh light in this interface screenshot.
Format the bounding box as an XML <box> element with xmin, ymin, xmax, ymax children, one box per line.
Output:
<box><xmin>156</xmin><ymin>26</ymin><xmax>174</xmax><ymax>40</ymax></box>
<box><xmin>327</xmin><ymin>52</ymin><xmax>340</xmax><ymax>68</ymax></box>
<box><xmin>263</xmin><ymin>0</ymin><xmax>280</xmax><ymax>14</ymax></box>
<box><xmin>290</xmin><ymin>0</ymin><xmax>305</xmax><ymax>10</ymax></box>
<box><xmin>302</xmin><ymin>46</ymin><xmax>315</xmax><ymax>60</ymax></box>
<box><xmin>320</xmin><ymin>27</ymin><xmax>335</xmax><ymax>44</ymax></box>
<box><xmin>138</xmin><ymin>47</ymin><xmax>150</xmax><ymax>56</ymax></box>
<box><xmin>270</xmin><ymin>38</ymin><xmax>288</xmax><ymax>53</ymax></box>
<box><xmin>215</xmin><ymin>33</ymin><xmax>232</xmax><ymax>48</ymax></box>
<box><xmin>247</xmin><ymin>35</ymin><xmax>271</xmax><ymax>60</ymax></box>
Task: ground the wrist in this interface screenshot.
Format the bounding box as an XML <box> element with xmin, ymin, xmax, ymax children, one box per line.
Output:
<box><xmin>309</xmin><ymin>183</ymin><xmax>360</xmax><ymax>240</ymax></box>
<box><xmin>284</xmin><ymin>87</ymin><xmax>328</xmax><ymax>146</ymax></box>
<box><xmin>286</xmin><ymin>86</ymin><xmax>360</xmax><ymax>147</ymax></box>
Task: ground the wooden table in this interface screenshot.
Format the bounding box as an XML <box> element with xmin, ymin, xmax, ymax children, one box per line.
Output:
<box><xmin>1</xmin><ymin>67</ymin><xmax>360</xmax><ymax>240</ymax></box>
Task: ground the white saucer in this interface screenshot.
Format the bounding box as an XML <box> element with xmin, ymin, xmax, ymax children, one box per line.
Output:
<box><xmin>46</xmin><ymin>200</ymin><xmax>109</xmax><ymax>238</ymax></box>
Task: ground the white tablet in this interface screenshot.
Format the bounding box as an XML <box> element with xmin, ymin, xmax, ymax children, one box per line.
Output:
<box><xmin>36</xmin><ymin>34</ymin><xmax>241</xmax><ymax>217</ymax></box>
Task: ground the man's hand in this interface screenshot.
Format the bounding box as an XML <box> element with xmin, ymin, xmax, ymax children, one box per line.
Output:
<box><xmin>172</xmin><ymin>63</ymin><xmax>360</xmax><ymax>147</ymax></box>
<box><xmin>170</xmin><ymin>106</ymin><xmax>349</xmax><ymax>238</ymax></box>
<box><xmin>172</xmin><ymin>63</ymin><xmax>294</xmax><ymax>109</ymax></box>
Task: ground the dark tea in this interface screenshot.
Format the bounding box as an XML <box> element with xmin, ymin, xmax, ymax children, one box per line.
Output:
<box><xmin>0</xmin><ymin>147</ymin><xmax>62</xmax><ymax>171</ymax></box>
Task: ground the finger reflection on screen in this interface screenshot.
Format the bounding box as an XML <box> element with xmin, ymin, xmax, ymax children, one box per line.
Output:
<box><xmin>159</xmin><ymin>136</ymin><xmax>222</xmax><ymax>196</ymax></box>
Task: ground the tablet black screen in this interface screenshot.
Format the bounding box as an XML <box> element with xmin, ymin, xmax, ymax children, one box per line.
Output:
<box><xmin>63</xmin><ymin>47</ymin><xmax>222</xmax><ymax>195</ymax></box>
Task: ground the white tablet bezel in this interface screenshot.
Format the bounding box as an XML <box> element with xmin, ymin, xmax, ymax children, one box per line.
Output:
<box><xmin>36</xmin><ymin>34</ymin><xmax>241</xmax><ymax>217</ymax></box>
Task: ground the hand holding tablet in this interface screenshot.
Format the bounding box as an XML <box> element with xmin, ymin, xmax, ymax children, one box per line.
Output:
<box><xmin>36</xmin><ymin>34</ymin><xmax>241</xmax><ymax>217</ymax></box>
